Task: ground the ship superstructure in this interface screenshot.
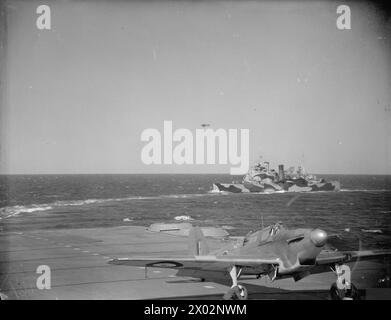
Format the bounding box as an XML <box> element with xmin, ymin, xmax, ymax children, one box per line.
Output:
<box><xmin>213</xmin><ymin>161</ymin><xmax>340</xmax><ymax>193</ymax></box>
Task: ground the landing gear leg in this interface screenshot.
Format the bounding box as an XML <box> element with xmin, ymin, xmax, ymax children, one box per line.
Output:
<box><xmin>329</xmin><ymin>264</ymin><xmax>360</xmax><ymax>300</ymax></box>
<box><xmin>223</xmin><ymin>265</ymin><xmax>248</xmax><ymax>300</ymax></box>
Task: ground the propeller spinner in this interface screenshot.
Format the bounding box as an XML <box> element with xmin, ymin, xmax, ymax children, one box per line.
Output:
<box><xmin>310</xmin><ymin>229</ymin><xmax>328</xmax><ymax>247</ymax></box>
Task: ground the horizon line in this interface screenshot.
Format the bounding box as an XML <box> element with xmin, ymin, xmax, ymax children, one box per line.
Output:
<box><xmin>1</xmin><ymin>172</ymin><xmax>391</xmax><ymax>176</ymax></box>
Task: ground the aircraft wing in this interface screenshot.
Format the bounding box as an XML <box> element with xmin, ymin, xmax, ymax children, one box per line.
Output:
<box><xmin>109</xmin><ymin>255</ymin><xmax>280</xmax><ymax>271</ymax></box>
<box><xmin>316</xmin><ymin>249</ymin><xmax>391</xmax><ymax>266</ymax></box>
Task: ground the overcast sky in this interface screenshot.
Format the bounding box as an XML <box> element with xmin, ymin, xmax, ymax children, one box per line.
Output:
<box><xmin>1</xmin><ymin>0</ymin><xmax>390</xmax><ymax>174</ymax></box>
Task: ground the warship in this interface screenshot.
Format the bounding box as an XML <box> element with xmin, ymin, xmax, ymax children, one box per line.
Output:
<box><xmin>212</xmin><ymin>161</ymin><xmax>340</xmax><ymax>193</ymax></box>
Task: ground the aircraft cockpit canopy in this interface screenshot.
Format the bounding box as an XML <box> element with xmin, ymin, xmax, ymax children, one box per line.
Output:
<box><xmin>244</xmin><ymin>222</ymin><xmax>285</xmax><ymax>245</ymax></box>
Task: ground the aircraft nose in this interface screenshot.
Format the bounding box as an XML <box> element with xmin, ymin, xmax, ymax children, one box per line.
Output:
<box><xmin>310</xmin><ymin>229</ymin><xmax>327</xmax><ymax>247</ymax></box>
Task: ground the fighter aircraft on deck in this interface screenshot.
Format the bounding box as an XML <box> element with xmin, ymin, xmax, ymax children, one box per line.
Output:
<box><xmin>109</xmin><ymin>223</ymin><xmax>391</xmax><ymax>300</ymax></box>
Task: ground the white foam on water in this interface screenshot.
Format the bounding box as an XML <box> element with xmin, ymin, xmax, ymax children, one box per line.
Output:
<box><xmin>340</xmin><ymin>189</ymin><xmax>389</xmax><ymax>193</ymax></box>
<box><xmin>0</xmin><ymin>192</ymin><xmax>215</xmax><ymax>220</ymax></box>
<box><xmin>361</xmin><ymin>229</ymin><xmax>383</xmax><ymax>234</ymax></box>
<box><xmin>0</xmin><ymin>205</ymin><xmax>54</xmax><ymax>219</ymax></box>
<box><xmin>174</xmin><ymin>215</ymin><xmax>194</xmax><ymax>221</ymax></box>
<box><xmin>3</xmin><ymin>187</ymin><xmax>387</xmax><ymax>220</ymax></box>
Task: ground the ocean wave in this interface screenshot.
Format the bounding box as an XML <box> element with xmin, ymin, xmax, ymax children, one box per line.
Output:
<box><xmin>174</xmin><ymin>215</ymin><xmax>194</xmax><ymax>221</ymax></box>
<box><xmin>361</xmin><ymin>229</ymin><xmax>383</xmax><ymax>234</ymax></box>
<box><xmin>0</xmin><ymin>205</ymin><xmax>54</xmax><ymax>219</ymax></box>
<box><xmin>0</xmin><ymin>193</ymin><xmax>213</xmax><ymax>219</ymax></box>
<box><xmin>340</xmin><ymin>189</ymin><xmax>390</xmax><ymax>193</ymax></box>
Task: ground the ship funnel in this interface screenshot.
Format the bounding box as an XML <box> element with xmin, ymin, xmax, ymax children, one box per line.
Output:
<box><xmin>265</xmin><ymin>162</ymin><xmax>270</xmax><ymax>172</ymax></box>
<box><xmin>278</xmin><ymin>164</ymin><xmax>285</xmax><ymax>181</ymax></box>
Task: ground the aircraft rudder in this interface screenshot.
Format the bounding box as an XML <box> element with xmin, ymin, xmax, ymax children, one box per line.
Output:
<box><xmin>188</xmin><ymin>226</ymin><xmax>209</xmax><ymax>256</ymax></box>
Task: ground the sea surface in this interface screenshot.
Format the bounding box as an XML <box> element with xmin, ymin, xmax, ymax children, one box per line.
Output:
<box><xmin>0</xmin><ymin>174</ymin><xmax>390</xmax><ymax>250</ymax></box>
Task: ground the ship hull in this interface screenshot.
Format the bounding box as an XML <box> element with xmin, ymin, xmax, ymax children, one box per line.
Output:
<box><xmin>212</xmin><ymin>180</ymin><xmax>340</xmax><ymax>193</ymax></box>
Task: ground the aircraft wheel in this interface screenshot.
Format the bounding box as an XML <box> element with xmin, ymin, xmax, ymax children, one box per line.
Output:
<box><xmin>0</xmin><ymin>292</ymin><xmax>8</xmax><ymax>300</ymax></box>
<box><xmin>235</xmin><ymin>284</ymin><xmax>248</xmax><ymax>300</ymax></box>
<box><xmin>238</xmin><ymin>285</ymin><xmax>248</xmax><ymax>300</ymax></box>
<box><xmin>223</xmin><ymin>285</ymin><xmax>248</xmax><ymax>300</ymax></box>
<box><xmin>329</xmin><ymin>282</ymin><xmax>360</xmax><ymax>300</ymax></box>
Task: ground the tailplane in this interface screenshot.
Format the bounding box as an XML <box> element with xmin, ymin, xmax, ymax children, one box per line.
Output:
<box><xmin>188</xmin><ymin>227</ymin><xmax>209</xmax><ymax>256</ymax></box>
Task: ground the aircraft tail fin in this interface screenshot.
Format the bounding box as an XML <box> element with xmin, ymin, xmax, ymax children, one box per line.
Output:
<box><xmin>188</xmin><ymin>227</ymin><xmax>209</xmax><ymax>256</ymax></box>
